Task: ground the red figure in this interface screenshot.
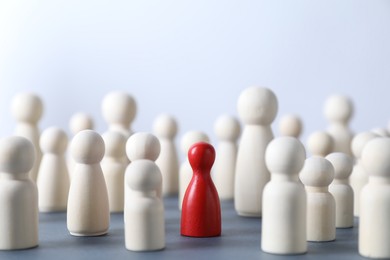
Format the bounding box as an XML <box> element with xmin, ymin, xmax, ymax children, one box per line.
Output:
<box><xmin>181</xmin><ymin>142</ymin><xmax>221</xmax><ymax>237</ymax></box>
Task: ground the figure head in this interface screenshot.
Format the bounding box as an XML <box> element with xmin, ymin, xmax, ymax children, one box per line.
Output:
<box><xmin>0</xmin><ymin>136</ymin><xmax>35</xmax><ymax>175</ymax></box>
<box><xmin>71</xmin><ymin>130</ymin><xmax>105</xmax><ymax>164</ymax></box>
<box><xmin>40</xmin><ymin>127</ymin><xmax>68</xmax><ymax>154</ymax></box>
<box><xmin>126</xmin><ymin>132</ymin><xmax>160</xmax><ymax>162</ymax></box>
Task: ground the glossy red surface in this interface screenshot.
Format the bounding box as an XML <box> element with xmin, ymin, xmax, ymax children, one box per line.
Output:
<box><xmin>181</xmin><ymin>142</ymin><xmax>221</xmax><ymax>237</ymax></box>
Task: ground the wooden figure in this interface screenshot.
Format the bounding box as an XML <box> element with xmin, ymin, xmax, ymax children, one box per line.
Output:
<box><xmin>300</xmin><ymin>157</ymin><xmax>336</xmax><ymax>242</ymax></box>
<box><xmin>125</xmin><ymin>132</ymin><xmax>161</xmax><ymax>197</ymax></box>
<box><xmin>101</xmin><ymin>131</ymin><xmax>127</xmax><ymax>213</ymax></box>
<box><xmin>326</xmin><ymin>152</ymin><xmax>354</xmax><ymax>228</ymax></box>
<box><xmin>125</xmin><ymin>160</ymin><xmax>165</xmax><ymax>251</ymax></box>
<box><xmin>11</xmin><ymin>92</ymin><xmax>43</xmax><ymax>182</ymax></box>
<box><xmin>349</xmin><ymin>131</ymin><xmax>378</xmax><ymax>217</ymax></box>
<box><xmin>101</xmin><ymin>91</ymin><xmax>136</xmax><ymax>138</ymax></box>
<box><xmin>262</xmin><ymin>137</ymin><xmax>307</xmax><ymax>255</ymax></box>
<box><xmin>323</xmin><ymin>95</ymin><xmax>354</xmax><ymax>156</ymax></box>
<box><xmin>68</xmin><ymin>112</ymin><xmax>94</xmax><ymax>180</ymax></box>
<box><xmin>67</xmin><ymin>130</ymin><xmax>110</xmax><ymax>236</ymax></box>
<box><xmin>278</xmin><ymin>114</ymin><xmax>303</xmax><ymax>138</ymax></box>
<box><xmin>178</xmin><ymin>131</ymin><xmax>209</xmax><ymax>210</ymax></box>
<box><xmin>306</xmin><ymin>131</ymin><xmax>334</xmax><ymax>157</ymax></box>
<box><xmin>0</xmin><ymin>136</ymin><xmax>38</xmax><ymax>250</ymax></box>
<box><xmin>235</xmin><ymin>86</ymin><xmax>278</xmax><ymax>217</ymax></box>
<box><xmin>359</xmin><ymin>138</ymin><xmax>390</xmax><ymax>258</ymax></box>
<box><xmin>181</xmin><ymin>142</ymin><xmax>221</xmax><ymax>237</ymax></box>
<box><xmin>153</xmin><ymin>114</ymin><xmax>180</xmax><ymax>196</ymax></box>
<box><xmin>37</xmin><ymin>127</ymin><xmax>69</xmax><ymax>212</ymax></box>
<box><xmin>213</xmin><ymin>114</ymin><xmax>240</xmax><ymax>200</ymax></box>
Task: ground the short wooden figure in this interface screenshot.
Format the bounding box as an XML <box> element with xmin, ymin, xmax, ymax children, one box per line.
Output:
<box><xmin>178</xmin><ymin>131</ymin><xmax>209</xmax><ymax>210</ymax></box>
<box><xmin>181</xmin><ymin>142</ymin><xmax>221</xmax><ymax>237</ymax></box>
<box><xmin>11</xmin><ymin>92</ymin><xmax>43</xmax><ymax>182</ymax></box>
<box><xmin>323</xmin><ymin>95</ymin><xmax>354</xmax><ymax>156</ymax></box>
<box><xmin>235</xmin><ymin>86</ymin><xmax>278</xmax><ymax>217</ymax></box>
<box><xmin>262</xmin><ymin>137</ymin><xmax>307</xmax><ymax>255</ymax></box>
<box><xmin>359</xmin><ymin>138</ymin><xmax>390</xmax><ymax>259</ymax></box>
<box><xmin>306</xmin><ymin>131</ymin><xmax>334</xmax><ymax>157</ymax></box>
<box><xmin>67</xmin><ymin>130</ymin><xmax>110</xmax><ymax>236</ymax></box>
<box><xmin>300</xmin><ymin>157</ymin><xmax>336</xmax><ymax>242</ymax></box>
<box><xmin>0</xmin><ymin>136</ymin><xmax>38</xmax><ymax>250</ymax></box>
<box><xmin>101</xmin><ymin>91</ymin><xmax>136</xmax><ymax>138</ymax></box>
<box><xmin>349</xmin><ymin>131</ymin><xmax>377</xmax><ymax>217</ymax></box>
<box><xmin>125</xmin><ymin>160</ymin><xmax>165</xmax><ymax>251</ymax></box>
<box><xmin>153</xmin><ymin>114</ymin><xmax>180</xmax><ymax>196</ymax></box>
<box><xmin>213</xmin><ymin>115</ymin><xmax>240</xmax><ymax>200</ymax></box>
<box><xmin>37</xmin><ymin>127</ymin><xmax>70</xmax><ymax>212</ymax></box>
<box><xmin>278</xmin><ymin>114</ymin><xmax>303</xmax><ymax>138</ymax></box>
<box><xmin>126</xmin><ymin>132</ymin><xmax>161</xmax><ymax>198</ymax></box>
<box><xmin>326</xmin><ymin>152</ymin><xmax>354</xmax><ymax>228</ymax></box>
<box><xmin>101</xmin><ymin>131</ymin><xmax>127</xmax><ymax>213</ymax></box>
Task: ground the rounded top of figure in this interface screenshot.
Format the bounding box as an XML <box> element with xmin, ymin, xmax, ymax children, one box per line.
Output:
<box><xmin>126</xmin><ymin>160</ymin><xmax>162</xmax><ymax>192</ymax></box>
<box><xmin>153</xmin><ymin>114</ymin><xmax>178</xmax><ymax>139</ymax></box>
<box><xmin>102</xmin><ymin>131</ymin><xmax>126</xmax><ymax>159</ymax></box>
<box><xmin>265</xmin><ymin>136</ymin><xmax>306</xmax><ymax>176</ymax></box>
<box><xmin>180</xmin><ymin>131</ymin><xmax>209</xmax><ymax>154</ymax></box>
<box><xmin>300</xmin><ymin>157</ymin><xmax>334</xmax><ymax>187</ymax></box>
<box><xmin>278</xmin><ymin>114</ymin><xmax>303</xmax><ymax>138</ymax></box>
<box><xmin>323</xmin><ymin>95</ymin><xmax>354</xmax><ymax>123</ymax></box>
<box><xmin>71</xmin><ymin>130</ymin><xmax>105</xmax><ymax>164</ymax></box>
<box><xmin>351</xmin><ymin>132</ymin><xmax>378</xmax><ymax>159</ymax></box>
<box><xmin>361</xmin><ymin>138</ymin><xmax>390</xmax><ymax>178</ymax></box>
<box><xmin>101</xmin><ymin>91</ymin><xmax>136</xmax><ymax>127</ymax></box>
<box><xmin>188</xmin><ymin>142</ymin><xmax>216</xmax><ymax>173</ymax></box>
<box><xmin>325</xmin><ymin>152</ymin><xmax>353</xmax><ymax>180</ymax></box>
<box><xmin>69</xmin><ymin>112</ymin><xmax>94</xmax><ymax>135</ymax></box>
<box><xmin>214</xmin><ymin>115</ymin><xmax>241</xmax><ymax>141</ymax></box>
<box><xmin>307</xmin><ymin>131</ymin><xmax>334</xmax><ymax>157</ymax></box>
<box><xmin>126</xmin><ymin>132</ymin><xmax>160</xmax><ymax>161</ymax></box>
<box><xmin>11</xmin><ymin>92</ymin><xmax>43</xmax><ymax>124</ymax></box>
<box><xmin>0</xmin><ymin>136</ymin><xmax>35</xmax><ymax>174</ymax></box>
<box><xmin>370</xmin><ymin>127</ymin><xmax>388</xmax><ymax>137</ymax></box>
<box><xmin>237</xmin><ymin>86</ymin><xmax>278</xmax><ymax>125</ymax></box>
<box><xmin>40</xmin><ymin>127</ymin><xmax>68</xmax><ymax>154</ymax></box>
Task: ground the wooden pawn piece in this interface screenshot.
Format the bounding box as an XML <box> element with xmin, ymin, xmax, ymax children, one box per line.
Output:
<box><xmin>326</xmin><ymin>152</ymin><xmax>354</xmax><ymax>228</ymax></box>
<box><xmin>213</xmin><ymin>115</ymin><xmax>240</xmax><ymax>200</ymax></box>
<box><xmin>101</xmin><ymin>131</ymin><xmax>127</xmax><ymax>213</ymax></box>
<box><xmin>153</xmin><ymin>114</ymin><xmax>180</xmax><ymax>196</ymax></box>
<box><xmin>359</xmin><ymin>138</ymin><xmax>390</xmax><ymax>258</ymax></box>
<box><xmin>37</xmin><ymin>127</ymin><xmax>69</xmax><ymax>212</ymax></box>
<box><xmin>262</xmin><ymin>137</ymin><xmax>307</xmax><ymax>255</ymax></box>
<box><xmin>67</xmin><ymin>130</ymin><xmax>109</xmax><ymax>236</ymax></box>
<box><xmin>300</xmin><ymin>157</ymin><xmax>336</xmax><ymax>242</ymax></box>
<box><xmin>11</xmin><ymin>92</ymin><xmax>43</xmax><ymax>182</ymax></box>
<box><xmin>0</xmin><ymin>136</ymin><xmax>38</xmax><ymax>250</ymax></box>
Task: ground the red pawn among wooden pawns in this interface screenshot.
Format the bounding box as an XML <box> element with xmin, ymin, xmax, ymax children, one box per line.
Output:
<box><xmin>181</xmin><ymin>142</ymin><xmax>221</xmax><ymax>237</ymax></box>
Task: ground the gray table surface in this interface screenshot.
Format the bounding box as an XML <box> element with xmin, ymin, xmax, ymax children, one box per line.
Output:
<box><xmin>0</xmin><ymin>197</ymin><xmax>365</xmax><ymax>260</ymax></box>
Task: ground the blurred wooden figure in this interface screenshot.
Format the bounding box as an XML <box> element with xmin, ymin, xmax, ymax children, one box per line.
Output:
<box><xmin>37</xmin><ymin>127</ymin><xmax>69</xmax><ymax>212</ymax></box>
<box><xmin>278</xmin><ymin>114</ymin><xmax>303</xmax><ymax>138</ymax></box>
<box><xmin>213</xmin><ymin>115</ymin><xmax>240</xmax><ymax>200</ymax></box>
<box><xmin>11</xmin><ymin>92</ymin><xmax>43</xmax><ymax>182</ymax></box>
<box><xmin>0</xmin><ymin>136</ymin><xmax>38</xmax><ymax>250</ymax></box>
<box><xmin>153</xmin><ymin>114</ymin><xmax>179</xmax><ymax>196</ymax></box>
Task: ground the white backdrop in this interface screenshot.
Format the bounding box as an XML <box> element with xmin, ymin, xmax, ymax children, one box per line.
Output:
<box><xmin>1</xmin><ymin>0</ymin><xmax>389</xmax><ymax>147</ymax></box>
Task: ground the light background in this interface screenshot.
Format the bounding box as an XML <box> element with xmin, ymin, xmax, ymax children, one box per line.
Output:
<box><xmin>1</xmin><ymin>0</ymin><xmax>389</xmax><ymax>148</ymax></box>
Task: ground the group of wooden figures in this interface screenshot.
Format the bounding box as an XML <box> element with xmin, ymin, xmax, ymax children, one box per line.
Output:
<box><xmin>0</xmin><ymin>88</ymin><xmax>389</xmax><ymax>259</ymax></box>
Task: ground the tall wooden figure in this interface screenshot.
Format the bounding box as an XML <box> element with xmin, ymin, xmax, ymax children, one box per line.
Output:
<box><xmin>359</xmin><ymin>138</ymin><xmax>390</xmax><ymax>258</ymax></box>
<box><xmin>11</xmin><ymin>92</ymin><xmax>43</xmax><ymax>182</ymax></box>
<box><xmin>0</xmin><ymin>136</ymin><xmax>38</xmax><ymax>250</ymax></box>
<box><xmin>235</xmin><ymin>86</ymin><xmax>278</xmax><ymax>217</ymax></box>
<box><xmin>262</xmin><ymin>137</ymin><xmax>307</xmax><ymax>255</ymax></box>
<box><xmin>67</xmin><ymin>130</ymin><xmax>110</xmax><ymax>236</ymax></box>
<box><xmin>181</xmin><ymin>142</ymin><xmax>221</xmax><ymax>237</ymax></box>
